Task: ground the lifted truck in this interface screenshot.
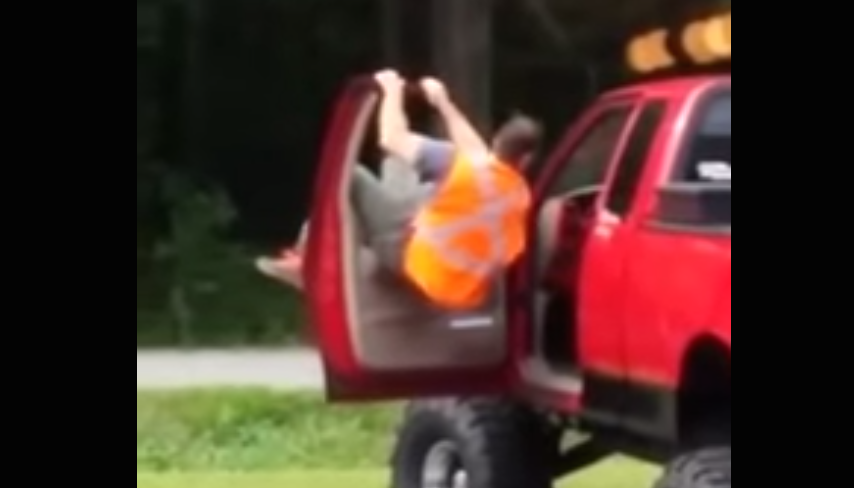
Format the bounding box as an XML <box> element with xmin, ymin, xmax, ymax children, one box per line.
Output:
<box><xmin>301</xmin><ymin>75</ymin><xmax>730</xmax><ymax>488</ymax></box>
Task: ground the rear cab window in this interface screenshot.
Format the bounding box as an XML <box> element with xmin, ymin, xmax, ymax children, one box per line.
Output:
<box><xmin>654</xmin><ymin>86</ymin><xmax>731</xmax><ymax>230</ymax></box>
<box><xmin>677</xmin><ymin>89</ymin><xmax>731</xmax><ymax>183</ymax></box>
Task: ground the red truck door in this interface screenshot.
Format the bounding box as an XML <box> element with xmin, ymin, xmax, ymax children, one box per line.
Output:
<box><xmin>577</xmin><ymin>80</ymin><xmax>730</xmax><ymax>439</ymax></box>
<box><xmin>514</xmin><ymin>94</ymin><xmax>646</xmax><ymax>407</ymax></box>
<box><xmin>576</xmin><ymin>99</ymin><xmax>670</xmax><ymax>425</ymax></box>
<box><xmin>302</xmin><ymin>78</ymin><xmax>513</xmax><ymax>401</ymax></box>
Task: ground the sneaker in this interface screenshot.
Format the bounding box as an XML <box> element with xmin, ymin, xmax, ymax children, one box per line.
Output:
<box><xmin>255</xmin><ymin>253</ymin><xmax>304</xmax><ymax>289</ymax></box>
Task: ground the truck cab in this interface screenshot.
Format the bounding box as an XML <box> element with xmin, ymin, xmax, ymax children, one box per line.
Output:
<box><xmin>302</xmin><ymin>75</ymin><xmax>730</xmax><ymax>488</ymax></box>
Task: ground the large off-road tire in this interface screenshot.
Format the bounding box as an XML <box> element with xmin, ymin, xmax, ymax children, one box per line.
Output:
<box><xmin>390</xmin><ymin>398</ymin><xmax>556</xmax><ymax>488</ymax></box>
<box><xmin>654</xmin><ymin>446</ymin><xmax>730</xmax><ymax>488</ymax></box>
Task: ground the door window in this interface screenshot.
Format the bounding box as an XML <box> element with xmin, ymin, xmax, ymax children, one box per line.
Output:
<box><xmin>676</xmin><ymin>90</ymin><xmax>731</xmax><ymax>183</ymax></box>
<box><xmin>546</xmin><ymin>105</ymin><xmax>634</xmax><ymax>197</ymax></box>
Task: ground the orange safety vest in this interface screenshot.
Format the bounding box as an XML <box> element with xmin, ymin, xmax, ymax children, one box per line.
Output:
<box><xmin>403</xmin><ymin>152</ymin><xmax>531</xmax><ymax>309</ymax></box>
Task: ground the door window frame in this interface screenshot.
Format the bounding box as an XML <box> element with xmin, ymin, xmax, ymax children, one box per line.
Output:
<box><xmin>602</xmin><ymin>99</ymin><xmax>669</xmax><ymax>216</ymax></box>
<box><xmin>533</xmin><ymin>98</ymin><xmax>641</xmax><ymax>202</ymax></box>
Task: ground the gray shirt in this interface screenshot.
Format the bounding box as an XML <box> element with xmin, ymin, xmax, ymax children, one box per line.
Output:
<box><xmin>365</xmin><ymin>136</ymin><xmax>454</xmax><ymax>271</ymax></box>
<box><xmin>413</xmin><ymin>135</ymin><xmax>455</xmax><ymax>183</ymax></box>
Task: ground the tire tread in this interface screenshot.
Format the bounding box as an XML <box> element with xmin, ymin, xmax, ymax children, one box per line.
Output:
<box><xmin>654</xmin><ymin>446</ymin><xmax>730</xmax><ymax>488</ymax></box>
<box><xmin>391</xmin><ymin>398</ymin><xmax>554</xmax><ymax>488</ymax></box>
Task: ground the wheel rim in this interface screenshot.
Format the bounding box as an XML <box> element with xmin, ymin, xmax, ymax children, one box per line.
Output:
<box><xmin>421</xmin><ymin>441</ymin><xmax>467</xmax><ymax>488</ymax></box>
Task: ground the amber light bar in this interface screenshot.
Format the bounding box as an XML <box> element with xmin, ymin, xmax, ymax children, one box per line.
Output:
<box><xmin>626</xmin><ymin>11</ymin><xmax>731</xmax><ymax>73</ymax></box>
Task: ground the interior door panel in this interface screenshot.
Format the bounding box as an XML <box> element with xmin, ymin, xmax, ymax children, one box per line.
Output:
<box><xmin>303</xmin><ymin>77</ymin><xmax>512</xmax><ymax>400</ymax></box>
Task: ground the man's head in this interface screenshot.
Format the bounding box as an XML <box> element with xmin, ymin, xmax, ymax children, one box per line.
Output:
<box><xmin>491</xmin><ymin>114</ymin><xmax>542</xmax><ymax>166</ymax></box>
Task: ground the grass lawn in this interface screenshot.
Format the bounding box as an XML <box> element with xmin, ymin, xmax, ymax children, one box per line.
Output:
<box><xmin>137</xmin><ymin>389</ymin><xmax>658</xmax><ymax>486</ymax></box>
<box><xmin>137</xmin><ymin>462</ymin><xmax>656</xmax><ymax>488</ymax></box>
<box><xmin>138</xmin><ymin>389</ymin><xmax>400</xmax><ymax>470</ymax></box>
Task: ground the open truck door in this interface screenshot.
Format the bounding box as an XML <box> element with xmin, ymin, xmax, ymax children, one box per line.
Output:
<box><xmin>303</xmin><ymin>78</ymin><xmax>515</xmax><ymax>401</ymax></box>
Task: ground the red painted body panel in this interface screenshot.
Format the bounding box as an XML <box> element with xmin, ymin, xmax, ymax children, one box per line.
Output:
<box><xmin>505</xmin><ymin>96</ymin><xmax>642</xmax><ymax>384</ymax></box>
<box><xmin>303</xmin><ymin>78</ymin><xmax>361</xmax><ymax>382</ymax></box>
<box><xmin>515</xmin><ymin>76</ymin><xmax>730</xmax><ymax>410</ymax></box>
<box><xmin>620</xmin><ymin>231</ymin><xmax>730</xmax><ymax>386</ymax></box>
<box><xmin>576</xmin><ymin>77</ymin><xmax>731</xmax><ymax>388</ymax></box>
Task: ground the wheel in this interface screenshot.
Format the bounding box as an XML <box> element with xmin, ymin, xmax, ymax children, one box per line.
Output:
<box><xmin>654</xmin><ymin>446</ymin><xmax>730</xmax><ymax>488</ymax></box>
<box><xmin>390</xmin><ymin>398</ymin><xmax>556</xmax><ymax>488</ymax></box>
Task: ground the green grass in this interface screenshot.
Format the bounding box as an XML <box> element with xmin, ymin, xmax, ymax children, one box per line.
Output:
<box><xmin>137</xmin><ymin>389</ymin><xmax>658</xmax><ymax>486</ymax></box>
<box><xmin>137</xmin><ymin>462</ymin><xmax>655</xmax><ymax>488</ymax></box>
<box><xmin>138</xmin><ymin>389</ymin><xmax>401</xmax><ymax>470</ymax></box>
<box><xmin>136</xmin><ymin>471</ymin><xmax>383</xmax><ymax>488</ymax></box>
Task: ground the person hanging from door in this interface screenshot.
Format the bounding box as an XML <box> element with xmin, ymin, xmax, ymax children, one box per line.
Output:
<box><xmin>257</xmin><ymin>69</ymin><xmax>541</xmax><ymax>309</ymax></box>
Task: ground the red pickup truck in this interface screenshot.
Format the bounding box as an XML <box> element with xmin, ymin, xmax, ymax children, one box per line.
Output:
<box><xmin>302</xmin><ymin>75</ymin><xmax>731</xmax><ymax>488</ymax></box>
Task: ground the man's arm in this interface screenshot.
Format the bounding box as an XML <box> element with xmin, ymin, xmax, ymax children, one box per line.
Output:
<box><xmin>374</xmin><ymin>70</ymin><xmax>422</xmax><ymax>163</ymax></box>
<box><xmin>421</xmin><ymin>77</ymin><xmax>490</xmax><ymax>158</ymax></box>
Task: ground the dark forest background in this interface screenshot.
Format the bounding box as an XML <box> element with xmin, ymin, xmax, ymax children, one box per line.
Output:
<box><xmin>137</xmin><ymin>0</ymin><xmax>729</xmax><ymax>346</ymax></box>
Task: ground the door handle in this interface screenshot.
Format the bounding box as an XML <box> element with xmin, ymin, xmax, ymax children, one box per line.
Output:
<box><xmin>594</xmin><ymin>224</ymin><xmax>613</xmax><ymax>238</ymax></box>
<box><xmin>594</xmin><ymin>211</ymin><xmax>620</xmax><ymax>237</ymax></box>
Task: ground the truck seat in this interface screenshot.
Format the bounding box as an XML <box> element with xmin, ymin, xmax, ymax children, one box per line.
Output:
<box><xmin>536</xmin><ymin>198</ymin><xmax>563</xmax><ymax>282</ymax></box>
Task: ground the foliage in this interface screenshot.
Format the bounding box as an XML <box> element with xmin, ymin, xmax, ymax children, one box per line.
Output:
<box><xmin>137</xmin><ymin>0</ymin><xmax>377</xmax><ymax>345</ymax></box>
<box><xmin>137</xmin><ymin>171</ymin><xmax>304</xmax><ymax>346</ymax></box>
